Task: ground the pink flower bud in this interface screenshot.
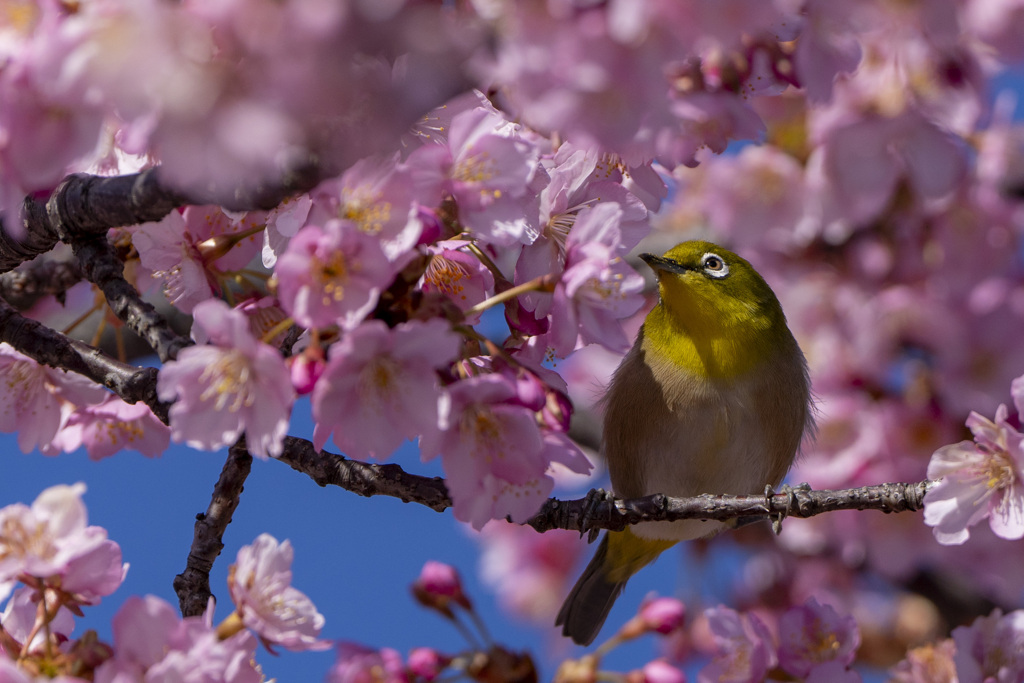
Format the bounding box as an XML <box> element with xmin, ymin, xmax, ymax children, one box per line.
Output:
<box><xmin>408</xmin><ymin>647</ymin><xmax>449</xmax><ymax>681</ymax></box>
<box><xmin>411</xmin><ymin>561</ymin><xmax>472</xmax><ymax>614</ymax></box>
<box><xmin>289</xmin><ymin>350</ymin><xmax>325</xmax><ymax>395</ymax></box>
<box><xmin>639</xmin><ymin>659</ymin><xmax>687</xmax><ymax>683</ymax></box>
<box><xmin>640</xmin><ymin>597</ymin><xmax>686</xmax><ymax>635</ymax></box>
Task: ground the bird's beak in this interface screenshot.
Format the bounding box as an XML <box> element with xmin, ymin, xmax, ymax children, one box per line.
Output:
<box><xmin>639</xmin><ymin>253</ymin><xmax>690</xmax><ymax>275</ymax></box>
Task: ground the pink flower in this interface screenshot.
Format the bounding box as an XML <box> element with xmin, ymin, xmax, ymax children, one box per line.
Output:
<box><xmin>952</xmin><ymin>609</ymin><xmax>1024</xmax><ymax>683</ymax></box>
<box><xmin>890</xmin><ymin>640</ymin><xmax>957</xmax><ymax>683</ymax></box>
<box><xmin>777</xmin><ymin>598</ymin><xmax>860</xmax><ymax>678</ymax></box>
<box><xmin>274</xmin><ymin>219</ymin><xmax>394</xmax><ymax>330</ymax></box>
<box><xmin>548</xmin><ymin>202</ymin><xmax>645</xmax><ymax>357</ymax></box>
<box><xmin>697</xmin><ymin>607</ymin><xmax>777</xmax><ymax>683</ymax></box>
<box><xmin>637</xmin><ymin>597</ymin><xmax>687</xmax><ymax>636</ymax></box>
<box><xmin>478</xmin><ymin>523</ymin><xmax>585</xmax><ymax>622</ymax></box>
<box><xmin>420</xmin><ymin>373</ymin><xmax>585</xmax><ymax>528</ymax></box>
<box><xmin>636</xmin><ymin>659</ymin><xmax>687</xmax><ymax>683</ymax></box>
<box><xmin>407</xmin><ymin>647</ymin><xmax>449</xmax><ymax>681</ymax></box>
<box><xmin>157</xmin><ymin>299</ymin><xmax>295</xmax><ymax>459</ymax></box>
<box><xmin>312</xmin><ymin>319</ymin><xmax>460</xmax><ymax>460</ymax></box>
<box><xmin>327</xmin><ymin>643</ymin><xmax>407</xmax><ymax>683</ymax></box>
<box><xmin>421</xmin><ymin>241</ymin><xmax>496</xmax><ymax>321</ymax></box>
<box><xmin>924</xmin><ymin>406</ymin><xmax>1024</xmax><ymax>545</ymax></box>
<box><xmin>227</xmin><ymin>534</ymin><xmax>327</xmax><ymax>652</ymax></box>
<box><xmin>308</xmin><ymin>154</ymin><xmax>424</xmax><ymax>262</ymax></box>
<box><xmin>133</xmin><ymin>206</ymin><xmax>263</xmax><ymax>314</ymax></box>
<box><xmin>411</xmin><ymin>561</ymin><xmax>472</xmax><ymax>614</ymax></box>
<box><xmin>96</xmin><ymin>595</ymin><xmax>260</xmax><ymax>683</ymax></box>
<box><xmin>0</xmin><ymin>483</ymin><xmax>126</xmax><ymax>605</ymax></box>
<box><xmin>0</xmin><ymin>343</ymin><xmax>107</xmax><ymax>453</ymax></box>
<box><xmin>1</xmin><ymin>586</ymin><xmax>75</xmax><ymax>653</ymax></box>
<box><xmin>408</xmin><ymin>105</ymin><xmax>540</xmax><ymax>246</ymax></box>
<box><xmin>50</xmin><ymin>395</ymin><xmax>169</xmax><ymax>460</ymax></box>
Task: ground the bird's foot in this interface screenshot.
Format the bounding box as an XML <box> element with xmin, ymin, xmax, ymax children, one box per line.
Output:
<box><xmin>765</xmin><ymin>483</ymin><xmax>812</xmax><ymax>535</ymax></box>
<box><xmin>578</xmin><ymin>488</ymin><xmax>616</xmax><ymax>543</ymax></box>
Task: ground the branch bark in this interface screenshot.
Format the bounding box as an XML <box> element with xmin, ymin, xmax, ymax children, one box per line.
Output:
<box><xmin>173</xmin><ymin>442</ymin><xmax>253</xmax><ymax>618</ymax></box>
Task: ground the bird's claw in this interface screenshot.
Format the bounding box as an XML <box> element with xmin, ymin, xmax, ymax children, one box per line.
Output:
<box><xmin>578</xmin><ymin>488</ymin><xmax>615</xmax><ymax>542</ymax></box>
<box><xmin>765</xmin><ymin>482</ymin><xmax>811</xmax><ymax>535</ymax></box>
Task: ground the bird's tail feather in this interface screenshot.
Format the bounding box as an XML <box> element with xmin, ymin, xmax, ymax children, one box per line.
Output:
<box><xmin>556</xmin><ymin>530</ymin><xmax>676</xmax><ymax>646</ymax></box>
<box><xmin>555</xmin><ymin>534</ymin><xmax>625</xmax><ymax>646</ymax></box>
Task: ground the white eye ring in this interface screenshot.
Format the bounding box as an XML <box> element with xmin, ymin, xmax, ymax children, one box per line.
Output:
<box><xmin>701</xmin><ymin>252</ymin><xmax>729</xmax><ymax>278</ymax></box>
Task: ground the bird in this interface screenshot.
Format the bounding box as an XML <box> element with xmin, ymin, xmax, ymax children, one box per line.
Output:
<box><xmin>555</xmin><ymin>240</ymin><xmax>813</xmax><ymax>646</ymax></box>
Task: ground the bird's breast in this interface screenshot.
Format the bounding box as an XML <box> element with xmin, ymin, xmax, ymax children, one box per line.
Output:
<box><xmin>601</xmin><ymin>330</ymin><xmax>810</xmax><ymax>542</ymax></box>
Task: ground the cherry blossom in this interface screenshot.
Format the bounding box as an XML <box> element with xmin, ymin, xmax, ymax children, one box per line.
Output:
<box><xmin>157</xmin><ymin>299</ymin><xmax>295</xmax><ymax>459</ymax></box>
<box><xmin>776</xmin><ymin>598</ymin><xmax>860</xmax><ymax>678</ymax></box>
<box><xmin>132</xmin><ymin>206</ymin><xmax>264</xmax><ymax>314</ymax></box>
<box><xmin>547</xmin><ymin>202</ymin><xmax>645</xmax><ymax>357</ymax></box>
<box><xmin>274</xmin><ymin>219</ymin><xmax>394</xmax><ymax>331</ymax></box>
<box><xmin>95</xmin><ymin>594</ymin><xmax>260</xmax><ymax>683</ymax></box>
<box><xmin>952</xmin><ymin>609</ymin><xmax>1024</xmax><ymax>683</ymax></box>
<box><xmin>327</xmin><ymin>643</ymin><xmax>406</xmax><ymax>683</ymax></box>
<box><xmin>697</xmin><ymin>607</ymin><xmax>777</xmax><ymax>683</ymax></box>
<box><xmin>226</xmin><ymin>534</ymin><xmax>327</xmax><ymax>653</ymax></box>
<box><xmin>312</xmin><ymin>318</ymin><xmax>461</xmax><ymax>460</ymax></box>
<box><xmin>0</xmin><ymin>483</ymin><xmax>126</xmax><ymax>605</ymax></box>
<box><xmin>0</xmin><ymin>343</ymin><xmax>108</xmax><ymax>454</ymax></box>
<box><xmin>49</xmin><ymin>395</ymin><xmax>169</xmax><ymax>460</ymax></box>
<box><xmin>924</xmin><ymin>406</ymin><xmax>1024</xmax><ymax>545</ymax></box>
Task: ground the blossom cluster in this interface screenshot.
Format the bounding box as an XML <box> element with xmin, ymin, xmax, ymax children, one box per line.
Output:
<box><xmin>3</xmin><ymin>0</ymin><xmax>1024</xmax><ymax>679</ymax></box>
<box><xmin>0</xmin><ymin>485</ymin><xmax>325</xmax><ymax>681</ymax></box>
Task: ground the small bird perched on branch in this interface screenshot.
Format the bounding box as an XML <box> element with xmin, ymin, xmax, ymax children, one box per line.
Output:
<box><xmin>556</xmin><ymin>240</ymin><xmax>813</xmax><ymax>646</ymax></box>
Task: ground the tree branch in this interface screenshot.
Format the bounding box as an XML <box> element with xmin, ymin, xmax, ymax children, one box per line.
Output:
<box><xmin>173</xmin><ymin>442</ymin><xmax>253</xmax><ymax>618</ymax></box>
<box><xmin>0</xmin><ymin>164</ymin><xmax>326</xmax><ymax>275</ymax></box>
<box><xmin>0</xmin><ymin>296</ymin><xmax>167</xmax><ymax>420</ymax></box>
<box><xmin>270</xmin><ymin>436</ymin><xmax>935</xmax><ymax>532</ymax></box>
<box><xmin>0</xmin><ymin>258</ymin><xmax>84</xmax><ymax>309</ymax></box>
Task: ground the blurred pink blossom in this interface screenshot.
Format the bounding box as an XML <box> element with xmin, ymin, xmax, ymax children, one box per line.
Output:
<box><xmin>1</xmin><ymin>586</ymin><xmax>76</xmax><ymax>653</ymax></box>
<box><xmin>327</xmin><ymin>643</ymin><xmax>406</xmax><ymax>683</ymax></box>
<box><xmin>634</xmin><ymin>659</ymin><xmax>687</xmax><ymax>683</ymax></box>
<box><xmin>777</xmin><ymin>598</ymin><xmax>860</xmax><ymax>678</ymax></box>
<box><xmin>952</xmin><ymin>609</ymin><xmax>1024</xmax><ymax>683</ymax></box>
<box><xmin>157</xmin><ymin>299</ymin><xmax>295</xmax><ymax>459</ymax></box>
<box><xmin>412</xmin><ymin>560</ymin><xmax>472</xmax><ymax>614</ymax></box>
<box><xmin>478</xmin><ymin>522</ymin><xmax>584</xmax><ymax>622</ymax></box>
<box><xmin>697</xmin><ymin>606</ymin><xmax>777</xmax><ymax>683</ymax></box>
<box><xmin>227</xmin><ymin>533</ymin><xmax>327</xmax><ymax>652</ymax></box>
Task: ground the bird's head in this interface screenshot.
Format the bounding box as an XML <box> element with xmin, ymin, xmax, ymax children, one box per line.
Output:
<box><xmin>640</xmin><ymin>240</ymin><xmax>785</xmax><ymax>335</ymax></box>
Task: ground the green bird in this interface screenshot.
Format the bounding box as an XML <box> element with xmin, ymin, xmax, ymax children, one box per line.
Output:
<box><xmin>556</xmin><ymin>240</ymin><xmax>813</xmax><ymax>646</ymax></box>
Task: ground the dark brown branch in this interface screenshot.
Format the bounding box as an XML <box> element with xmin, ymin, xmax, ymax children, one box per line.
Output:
<box><xmin>173</xmin><ymin>442</ymin><xmax>253</xmax><ymax>618</ymax></box>
<box><xmin>46</xmin><ymin>176</ymin><xmax>191</xmax><ymax>363</ymax></box>
<box><xmin>0</xmin><ymin>164</ymin><xmax>327</xmax><ymax>275</ymax></box>
<box><xmin>0</xmin><ymin>258</ymin><xmax>84</xmax><ymax>309</ymax></box>
<box><xmin>271</xmin><ymin>436</ymin><xmax>934</xmax><ymax>532</ymax></box>
<box><xmin>0</xmin><ymin>296</ymin><xmax>167</xmax><ymax>421</ymax></box>
<box><xmin>275</xmin><ymin>436</ymin><xmax>452</xmax><ymax>512</ymax></box>
<box><xmin>523</xmin><ymin>481</ymin><xmax>934</xmax><ymax>534</ymax></box>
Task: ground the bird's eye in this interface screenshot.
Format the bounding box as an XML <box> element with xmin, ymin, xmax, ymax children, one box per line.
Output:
<box><xmin>701</xmin><ymin>253</ymin><xmax>729</xmax><ymax>278</ymax></box>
